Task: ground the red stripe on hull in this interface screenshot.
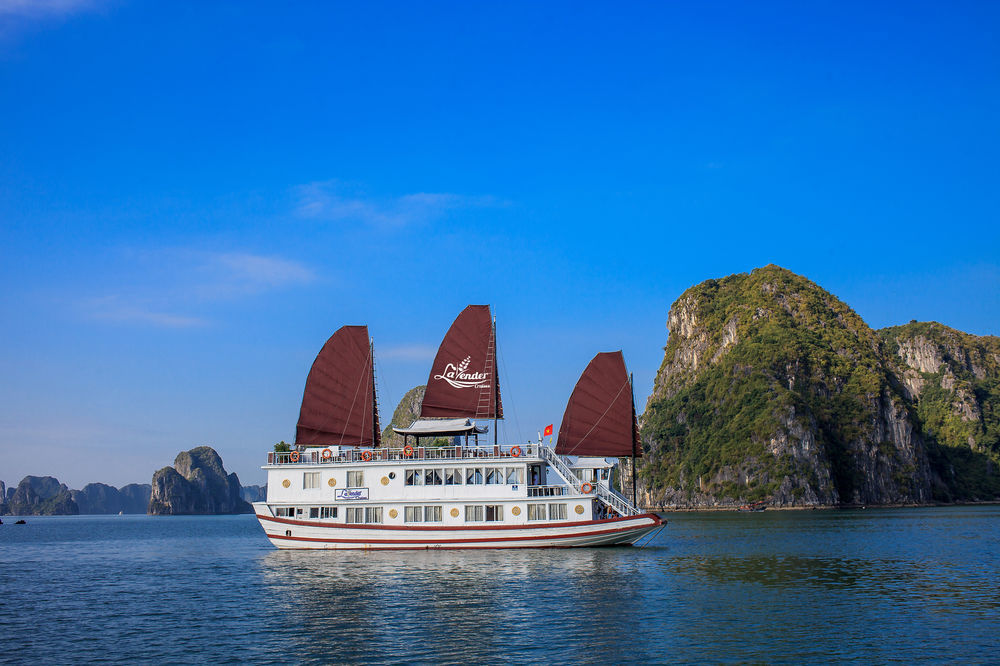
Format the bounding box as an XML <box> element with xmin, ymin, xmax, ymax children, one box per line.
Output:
<box><xmin>256</xmin><ymin>512</ymin><xmax>663</xmax><ymax>531</ymax></box>
<box><xmin>264</xmin><ymin>521</ymin><xmax>654</xmax><ymax>545</ymax></box>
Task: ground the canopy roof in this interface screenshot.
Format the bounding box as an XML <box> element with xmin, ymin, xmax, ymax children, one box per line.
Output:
<box><xmin>393</xmin><ymin>418</ymin><xmax>487</xmax><ymax>437</ymax></box>
<box><xmin>555</xmin><ymin>351</ymin><xmax>640</xmax><ymax>458</ymax></box>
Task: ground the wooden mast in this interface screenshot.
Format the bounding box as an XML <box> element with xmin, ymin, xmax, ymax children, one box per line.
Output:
<box><xmin>371</xmin><ymin>338</ymin><xmax>380</xmax><ymax>447</ymax></box>
<box><xmin>630</xmin><ymin>372</ymin><xmax>637</xmax><ymax>509</ymax></box>
<box><xmin>493</xmin><ymin>314</ymin><xmax>498</xmax><ymax>449</ymax></box>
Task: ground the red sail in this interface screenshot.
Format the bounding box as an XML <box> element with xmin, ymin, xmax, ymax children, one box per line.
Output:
<box><xmin>296</xmin><ymin>325</ymin><xmax>382</xmax><ymax>447</ymax></box>
<box><xmin>420</xmin><ymin>305</ymin><xmax>503</xmax><ymax>419</ymax></box>
<box><xmin>555</xmin><ymin>351</ymin><xmax>639</xmax><ymax>457</ymax></box>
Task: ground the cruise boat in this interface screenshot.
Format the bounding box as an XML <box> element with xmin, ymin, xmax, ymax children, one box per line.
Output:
<box><xmin>252</xmin><ymin>305</ymin><xmax>664</xmax><ymax>549</ymax></box>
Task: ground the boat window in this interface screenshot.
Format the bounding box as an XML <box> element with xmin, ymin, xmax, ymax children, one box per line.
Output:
<box><xmin>527</xmin><ymin>504</ymin><xmax>546</xmax><ymax>521</ymax></box>
<box><xmin>424</xmin><ymin>506</ymin><xmax>442</xmax><ymax>522</ymax></box>
<box><xmin>274</xmin><ymin>507</ymin><xmax>294</xmax><ymax>517</ymax></box>
<box><xmin>309</xmin><ymin>507</ymin><xmax>319</xmax><ymax>518</ymax></box>
<box><xmin>465</xmin><ymin>505</ymin><xmax>484</xmax><ymax>522</ymax></box>
<box><xmin>549</xmin><ymin>504</ymin><xmax>567</xmax><ymax>520</ymax></box>
<box><xmin>467</xmin><ymin>468</ymin><xmax>483</xmax><ymax>485</ymax></box>
<box><xmin>364</xmin><ymin>507</ymin><xmax>382</xmax><ymax>524</ymax></box>
<box><xmin>321</xmin><ymin>507</ymin><xmax>337</xmax><ymax>519</ymax></box>
<box><xmin>405</xmin><ymin>506</ymin><xmax>422</xmax><ymax>522</ymax></box>
<box><xmin>347</xmin><ymin>470</ymin><xmax>364</xmax><ymax>488</ymax></box>
<box><xmin>485</xmin><ymin>467</ymin><xmax>497</xmax><ymax>484</ymax></box>
<box><xmin>303</xmin><ymin>472</ymin><xmax>321</xmax><ymax>489</ymax></box>
<box><xmin>426</xmin><ymin>469</ymin><xmax>443</xmax><ymax>485</ymax></box>
<box><xmin>485</xmin><ymin>505</ymin><xmax>504</xmax><ymax>522</ymax></box>
<box><xmin>346</xmin><ymin>507</ymin><xmax>364</xmax><ymax>524</ymax></box>
<box><xmin>505</xmin><ymin>467</ymin><xmax>523</xmax><ymax>484</ymax></box>
<box><xmin>601</xmin><ymin>469</ymin><xmax>610</xmax><ymax>480</ymax></box>
<box><xmin>444</xmin><ymin>468</ymin><xmax>463</xmax><ymax>485</ymax></box>
<box><xmin>405</xmin><ymin>469</ymin><xmax>423</xmax><ymax>485</ymax></box>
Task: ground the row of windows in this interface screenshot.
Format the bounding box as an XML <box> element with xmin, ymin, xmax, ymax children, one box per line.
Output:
<box><xmin>527</xmin><ymin>503</ymin><xmax>567</xmax><ymax>521</ymax></box>
<box><xmin>276</xmin><ymin>503</ymin><xmax>569</xmax><ymax>523</ymax></box>
<box><xmin>302</xmin><ymin>471</ymin><xmax>365</xmax><ymax>489</ymax></box>
<box><xmin>346</xmin><ymin>507</ymin><xmax>382</xmax><ymax>524</ymax></box>
<box><xmin>405</xmin><ymin>467</ymin><xmax>525</xmax><ymax>486</ymax></box>
<box><xmin>299</xmin><ymin>467</ymin><xmax>535</xmax><ymax>490</ymax></box>
<box><xmin>405</xmin><ymin>506</ymin><xmax>442</xmax><ymax>523</ymax></box>
<box><xmin>465</xmin><ymin>504</ymin><xmax>503</xmax><ymax>522</ymax></box>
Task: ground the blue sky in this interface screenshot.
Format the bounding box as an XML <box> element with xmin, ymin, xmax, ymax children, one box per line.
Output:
<box><xmin>1</xmin><ymin>1</ymin><xmax>998</xmax><ymax>489</ymax></box>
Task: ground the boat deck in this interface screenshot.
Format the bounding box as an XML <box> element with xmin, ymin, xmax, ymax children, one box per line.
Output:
<box><xmin>267</xmin><ymin>443</ymin><xmax>543</xmax><ymax>466</ymax></box>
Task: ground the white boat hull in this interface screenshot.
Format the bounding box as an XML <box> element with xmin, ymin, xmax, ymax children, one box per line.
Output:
<box><xmin>253</xmin><ymin>503</ymin><xmax>663</xmax><ymax>550</ymax></box>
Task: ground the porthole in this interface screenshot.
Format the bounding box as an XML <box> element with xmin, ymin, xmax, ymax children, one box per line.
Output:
<box><xmin>388</xmin><ymin>472</ymin><xmax>396</xmax><ymax>480</ymax></box>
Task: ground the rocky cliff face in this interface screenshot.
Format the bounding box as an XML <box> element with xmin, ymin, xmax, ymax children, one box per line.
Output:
<box><xmin>640</xmin><ymin>265</ymin><xmax>936</xmax><ymax>508</ymax></box>
<box><xmin>148</xmin><ymin>446</ymin><xmax>251</xmax><ymax>515</ymax></box>
<box><xmin>240</xmin><ymin>484</ymin><xmax>267</xmax><ymax>503</ymax></box>
<box><xmin>119</xmin><ymin>484</ymin><xmax>153</xmax><ymax>513</ymax></box>
<box><xmin>879</xmin><ymin>322</ymin><xmax>1000</xmax><ymax>500</ymax></box>
<box><xmin>381</xmin><ymin>385</ymin><xmax>426</xmax><ymax>448</ymax></box>
<box><xmin>3</xmin><ymin>476</ymin><xmax>79</xmax><ymax>515</ymax></box>
<box><xmin>71</xmin><ymin>483</ymin><xmax>152</xmax><ymax>514</ymax></box>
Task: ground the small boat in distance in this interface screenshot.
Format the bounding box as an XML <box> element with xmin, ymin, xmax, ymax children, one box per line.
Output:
<box><xmin>252</xmin><ymin>305</ymin><xmax>664</xmax><ymax>549</ymax></box>
<box><xmin>737</xmin><ymin>500</ymin><xmax>768</xmax><ymax>512</ymax></box>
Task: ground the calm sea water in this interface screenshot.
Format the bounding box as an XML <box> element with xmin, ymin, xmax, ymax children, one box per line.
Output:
<box><xmin>1</xmin><ymin>507</ymin><xmax>998</xmax><ymax>664</ymax></box>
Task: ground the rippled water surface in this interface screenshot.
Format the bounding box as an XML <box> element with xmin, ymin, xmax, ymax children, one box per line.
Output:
<box><xmin>2</xmin><ymin>507</ymin><xmax>999</xmax><ymax>663</ymax></box>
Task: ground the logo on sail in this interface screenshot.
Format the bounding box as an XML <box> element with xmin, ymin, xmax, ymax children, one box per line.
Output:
<box><xmin>434</xmin><ymin>355</ymin><xmax>489</xmax><ymax>389</ymax></box>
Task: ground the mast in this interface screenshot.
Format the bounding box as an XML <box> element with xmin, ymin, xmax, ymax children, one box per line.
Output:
<box><xmin>371</xmin><ymin>338</ymin><xmax>381</xmax><ymax>447</ymax></box>
<box><xmin>630</xmin><ymin>372</ymin><xmax>637</xmax><ymax>509</ymax></box>
<box><xmin>493</xmin><ymin>314</ymin><xmax>498</xmax><ymax>448</ymax></box>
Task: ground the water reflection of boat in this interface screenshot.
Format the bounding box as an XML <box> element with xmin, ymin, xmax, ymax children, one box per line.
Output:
<box><xmin>253</xmin><ymin>305</ymin><xmax>664</xmax><ymax>549</ymax></box>
<box><xmin>737</xmin><ymin>501</ymin><xmax>768</xmax><ymax>512</ymax></box>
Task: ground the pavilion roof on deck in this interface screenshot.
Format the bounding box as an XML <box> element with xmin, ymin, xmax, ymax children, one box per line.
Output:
<box><xmin>392</xmin><ymin>418</ymin><xmax>488</xmax><ymax>437</ymax></box>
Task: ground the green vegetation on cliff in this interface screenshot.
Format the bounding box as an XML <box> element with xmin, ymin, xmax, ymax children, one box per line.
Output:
<box><xmin>641</xmin><ymin>265</ymin><xmax>928</xmax><ymax>507</ymax></box>
<box><xmin>879</xmin><ymin>322</ymin><xmax>1000</xmax><ymax>500</ymax></box>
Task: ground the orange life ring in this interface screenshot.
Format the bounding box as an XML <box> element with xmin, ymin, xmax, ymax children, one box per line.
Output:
<box><xmin>403</xmin><ymin>445</ymin><xmax>414</xmax><ymax>458</ymax></box>
<box><xmin>289</xmin><ymin>450</ymin><xmax>300</xmax><ymax>463</ymax></box>
<box><xmin>511</xmin><ymin>446</ymin><xmax>522</xmax><ymax>458</ymax></box>
<box><xmin>362</xmin><ymin>450</ymin><xmax>373</xmax><ymax>461</ymax></box>
<box><xmin>581</xmin><ymin>482</ymin><xmax>593</xmax><ymax>494</ymax></box>
<box><xmin>321</xmin><ymin>448</ymin><xmax>332</xmax><ymax>461</ymax></box>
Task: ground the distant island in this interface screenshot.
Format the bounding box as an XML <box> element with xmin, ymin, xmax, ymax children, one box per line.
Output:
<box><xmin>633</xmin><ymin>265</ymin><xmax>1000</xmax><ymax>509</ymax></box>
<box><xmin>1</xmin><ymin>446</ymin><xmax>263</xmax><ymax>516</ymax></box>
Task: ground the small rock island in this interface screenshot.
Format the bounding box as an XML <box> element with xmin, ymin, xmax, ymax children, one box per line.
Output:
<box><xmin>149</xmin><ymin>446</ymin><xmax>251</xmax><ymax>515</ymax></box>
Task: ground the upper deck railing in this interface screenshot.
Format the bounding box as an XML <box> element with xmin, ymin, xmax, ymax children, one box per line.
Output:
<box><xmin>267</xmin><ymin>443</ymin><xmax>543</xmax><ymax>466</ymax></box>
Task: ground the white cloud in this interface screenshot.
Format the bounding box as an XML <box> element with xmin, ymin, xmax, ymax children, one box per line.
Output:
<box><xmin>377</xmin><ymin>344</ymin><xmax>437</xmax><ymax>361</ymax></box>
<box><xmin>79</xmin><ymin>250</ymin><xmax>315</xmax><ymax>328</ymax></box>
<box><xmin>80</xmin><ymin>295</ymin><xmax>208</xmax><ymax>328</ymax></box>
<box><xmin>0</xmin><ymin>0</ymin><xmax>99</xmax><ymax>18</ymax></box>
<box><xmin>294</xmin><ymin>180</ymin><xmax>501</xmax><ymax>228</ymax></box>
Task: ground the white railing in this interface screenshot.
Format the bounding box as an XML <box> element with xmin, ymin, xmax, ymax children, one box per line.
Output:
<box><xmin>538</xmin><ymin>445</ymin><xmax>641</xmax><ymax>517</ymax></box>
<box><xmin>527</xmin><ymin>485</ymin><xmax>568</xmax><ymax>497</ymax></box>
<box><xmin>267</xmin><ymin>443</ymin><xmax>543</xmax><ymax>466</ymax></box>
